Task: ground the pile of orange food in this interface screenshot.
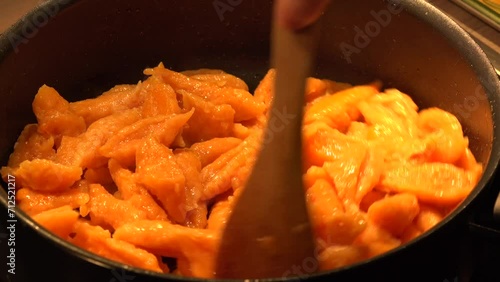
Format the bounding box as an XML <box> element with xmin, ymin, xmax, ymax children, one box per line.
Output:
<box><xmin>1</xmin><ymin>63</ymin><xmax>483</xmax><ymax>278</ymax></box>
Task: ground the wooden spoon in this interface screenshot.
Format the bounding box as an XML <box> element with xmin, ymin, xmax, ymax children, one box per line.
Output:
<box><xmin>214</xmin><ymin>9</ymin><xmax>321</xmax><ymax>281</ymax></box>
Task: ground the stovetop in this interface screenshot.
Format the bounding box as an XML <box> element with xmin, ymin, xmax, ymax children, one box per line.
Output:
<box><xmin>463</xmin><ymin>174</ymin><xmax>500</xmax><ymax>282</ymax></box>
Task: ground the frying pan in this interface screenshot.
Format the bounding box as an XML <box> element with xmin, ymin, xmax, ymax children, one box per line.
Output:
<box><xmin>0</xmin><ymin>0</ymin><xmax>499</xmax><ymax>281</ymax></box>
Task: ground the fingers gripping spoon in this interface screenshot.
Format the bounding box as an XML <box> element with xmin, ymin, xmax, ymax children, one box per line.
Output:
<box><xmin>214</xmin><ymin>7</ymin><xmax>321</xmax><ymax>281</ymax></box>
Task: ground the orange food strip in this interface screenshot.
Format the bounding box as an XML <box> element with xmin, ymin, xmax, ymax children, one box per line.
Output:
<box><xmin>400</xmin><ymin>224</ymin><xmax>422</xmax><ymax>243</ymax></box>
<box><xmin>84</xmin><ymin>166</ymin><xmax>114</xmax><ymax>186</ymax></box>
<box><xmin>417</xmin><ymin>108</ymin><xmax>467</xmax><ymax>164</ymax></box>
<box><xmin>354</xmin><ymin>221</ymin><xmax>401</xmax><ymax>258</ymax></box>
<box><xmin>136</xmin><ymin>137</ymin><xmax>187</xmax><ymax>223</ymax></box>
<box><xmin>182</xmin><ymin>68</ymin><xmax>249</xmax><ymax>90</ymax></box>
<box><xmin>149</xmin><ymin>64</ymin><xmax>262</xmax><ymax>122</ymax></box>
<box><xmin>305</xmin><ymin>77</ymin><xmax>328</xmax><ymax>103</ymax></box>
<box><xmin>190</xmin><ymin>137</ymin><xmax>242</xmax><ymax>167</ymax></box>
<box><xmin>359</xmin><ymin>190</ymin><xmax>386</xmax><ymax>212</ymax></box>
<box><xmin>70</xmin><ymin>221</ymin><xmax>163</xmax><ymax>272</ymax></box>
<box><xmin>324</xmin><ymin>157</ymin><xmax>365</xmax><ymax>205</ymax></box>
<box><xmin>228</xmin><ymin>134</ymin><xmax>261</xmax><ymax>193</ymax></box>
<box><xmin>99</xmin><ymin>110</ymin><xmax>193</xmax><ymax>167</ymax></box>
<box><xmin>303</xmin><ymin>122</ymin><xmax>368</xmax><ymax>168</ymax></box>
<box><xmin>56</xmin><ymin>108</ymin><xmax>142</xmax><ymax>168</ymax></box>
<box><xmin>380</xmin><ymin>162</ymin><xmax>480</xmax><ymax>205</ymax></box>
<box><xmin>185</xmin><ymin>204</ymin><xmax>209</xmax><ymax>229</ymax></box>
<box><xmin>113</xmin><ymin>220</ymin><xmax>218</xmax><ymax>278</ymax></box>
<box><xmin>88</xmin><ymin>183</ymin><xmax>148</xmax><ymax>229</ymax></box>
<box><xmin>141</xmin><ymin>75</ymin><xmax>181</xmax><ymax>118</ymax></box>
<box><xmin>323</xmin><ymin>79</ymin><xmax>353</xmax><ymax>96</ymax></box>
<box><xmin>253</xmin><ymin>69</ymin><xmax>275</xmax><ymax>118</ymax></box>
<box><xmin>415</xmin><ymin>205</ymin><xmax>445</xmax><ymax>232</ymax></box>
<box><xmin>367</xmin><ymin>193</ymin><xmax>420</xmax><ymax>237</ymax></box>
<box><xmin>108</xmin><ymin>159</ymin><xmax>170</xmax><ymax>221</ymax></box>
<box><xmin>179</xmin><ymin>90</ymin><xmax>235</xmax><ymax>144</ymax></box>
<box><xmin>14</xmin><ymin>159</ymin><xmax>82</xmax><ymax>193</ymax></box>
<box><xmin>205</xmin><ymin>87</ymin><xmax>265</xmax><ymax>122</ymax></box>
<box><xmin>358</xmin><ymin>89</ymin><xmax>419</xmax><ymax>134</ymax></box>
<box><xmin>305</xmin><ymin>78</ymin><xmax>353</xmax><ymax>104</ymax></box>
<box><xmin>17</xmin><ymin>181</ymin><xmax>89</xmax><ymax>216</ymax></box>
<box><xmin>318</xmin><ymin>245</ymin><xmax>367</xmax><ymax>271</ymax></box>
<box><xmin>231</xmin><ymin>122</ymin><xmax>253</xmax><ymax>140</ymax></box>
<box><xmin>355</xmin><ymin>144</ymin><xmax>383</xmax><ymax>204</ymax></box>
<box><xmin>174</xmin><ymin>149</ymin><xmax>206</xmax><ymax>228</ymax></box>
<box><xmin>207</xmin><ymin>195</ymin><xmax>234</xmax><ymax>231</ymax></box>
<box><xmin>456</xmin><ymin>147</ymin><xmax>483</xmax><ymax>172</ymax></box>
<box><xmin>304</xmin><ymin>84</ymin><xmax>378</xmax><ymax>132</ymax></box>
<box><xmin>33</xmin><ymin>205</ymin><xmax>80</xmax><ymax>239</ymax></box>
<box><xmin>32</xmin><ymin>85</ymin><xmax>86</xmax><ymax>139</ymax></box>
<box><xmin>2</xmin><ymin>124</ymin><xmax>55</xmax><ymax>175</ymax></box>
<box><xmin>346</xmin><ymin>121</ymin><xmax>370</xmax><ymax>140</ymax></box>
<box><xmin>200</xmin><ymin>132</ymin><xmax>261</xmax><ymax>200</ymax></box>
<box><xmin>307</xmin><ymin>179</ymin><xmax>366</xmax><ymax>245</ymax></box>
<box><xmin>303</xmin><ymin>166</ymin><xmax>330</xmax><ymax>190</ymax></box>
<box><xmin>70</xmin><ymin>84</ymin><xmax>144</xmax><ymax>125</ymax></box>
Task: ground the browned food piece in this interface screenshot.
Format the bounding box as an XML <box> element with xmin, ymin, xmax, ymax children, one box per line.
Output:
<box><xmin>70</xmin><ymin>84</ymin><xmax>144</xmax><ymax>125</ymax></box>
<box><xmin>306</xmin><ymin>78</ymin><xmax>353</xmax><ymax>104</ymax></box>
<box><xmin>359</xmin><ymin>190</ymin><xmax>386</xmax><ymax>212</ymax></box>
<box><xmin>417</xmin><ymin>108</ymin><xmax>468</xmax><ymax>164</ymax></box>
<box><xmin>400</xmin><ymin>223</ymin><xmax>423</xmax><ymax>243</ymax></box>
<box><xmin>99</xmin><ymin>110</ymin><xmax>193</xmax><ymax>167</ymax></box>
<box><xmin>185</xmin><ymin>204</ymin><xmax>208</xmax><ymax>229</ymax></box>
<box><xmin>179</xmin><ymin>90</ymin><xmax>235</xmax><ymax>144</ymax></box>
<box><xmin>56</xmin><ymin>108</ymin><xmax>142</xmax><ymax>168</ymax></box>
<box><xmin>303</xmin><ymin>122</ymin><xmax>368</xmax><ymax>169</ymax></box>
<box><xmin>207</xmin><ymin>194</ymin><xmax>235</xmax><ymax>231</ymax></box>
<box><xmin>70</xmin><ymin>221</ymin><xmax>164</xmax><ymax>272</ymax></box>
<box><xmin>32</xmin><ymin>85</ymin><xmax>86</xmax><ymax>140</ymax></box>
<box><xmin>148</xmin><ymin>64</ymin><xmax>263</xmax><ymax>122</ymax></box>
<box><xmin>83</xmin><ymin>166</ymin><xmax>114</xmax><ymax>186</ymax></box>
<box><xmin>108</xmin><ymin>159</ymin><xmax>170</xmax><ymax>222</ymax></box>
<box><xmin>380</xmin><ymin>162</ymin><xmax>480</xmax><ymax>205</ymax></box>
<box><xmin>204</xmin><ymin>87</ymin><xmax>265</xmax><ymax>122</ymax></box>
<box><xmin>114</xmin><ymin>220</ymin><xmax>218</xmax><ymax>278</ymax></box>
<box><xmin>141</xmin><ymin>75</ymin><xmax>182</xmax><ymax>117</ymax></box>
<box><xmin>303</xmin><ymin>165</ymin><xmax>330</xmax><ymax>189</ymax></box>
<box><xmin>317</xmin><ymin>245</ymin><xmax>367</xmax><ymax>271</ymax></box>
<box><xmin>17</xmin><ymin>180</ymin><xmax>89</xmax><ymax>216</ymax></box>
<box><xmin>190</xmin><ymin>137</ymin><xmax>242</xmax><ymax>167</ymax></box>
<box><xmin>355</xmin><ymin>145</ymin><xmax>383</xmax><ymax>204</ymax></box>
<box><xmin>200</xmin><ymin>131</ymin><xmax>261</xmax><ymax>200</ymax></box>
<box><xmin>32</xmin><ymin>205</ymin><xmax>80</xmax><ymax>238</ymax></box>
<box><xmin>415</xmin><ymin>205</ymin><xmax>445</xmax><ymax>232</ymax></box>
<box><xmin>181</xmin><ymin>68</ymin><xmax>249</xmax><ymax>90</ymax></box>
<box><xmin>136</xmin><ymin>137</ymin><xmax>187</xmax><ymax>223</ymax></box>
<box><xmin>88</xmin><ymin>183</ymin><xmax>148</xmax><ymax>229</ymax></box>
<box><xmin>354</xmin><ymin>221</ymin><xmax>401</xmax><ymax>258</ymax></box>
<box><xmin>367</xmin><ymin>193</ymin><xmax>420</xmax><ymax>237</ymax></box>
<box><xmin>253</xmin><ymin>69</ymin><xmax>275</xmax><ymax>117</ymax></box>
<box><xmin>307</xmin><ymin>179</ymin><xmax>366</xmax><ymax>245</ymax></box>
<box><xmin>304</xmin><ymin>85</ymin><xmax>378</xmax><ymax>132</ymax></box>
<box><xmin>3</xmin><ymin>124</ymin><xmax>55</xmax><ymax>170</ymax></box>
<box><xmin>13</xmin><ymin>159</ymin><xmax>82</xmax><ymax>193</ymax></box>
<box><xmin>174</xmin><ymin>149</ymin><xmax>206</xmax><ymax>228</ymax></box>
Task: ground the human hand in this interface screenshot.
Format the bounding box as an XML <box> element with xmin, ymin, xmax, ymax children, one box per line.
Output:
<box><xmin>275</xmin><ymin>0</ymin><xmax>331</xmax><ymax>30</ymax></box>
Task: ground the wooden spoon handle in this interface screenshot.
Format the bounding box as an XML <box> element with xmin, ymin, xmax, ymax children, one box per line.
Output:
<box><xmin>214</xmin><ymin>13</ymin><xmax>321</xmax><ymax>280</ymax></box>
